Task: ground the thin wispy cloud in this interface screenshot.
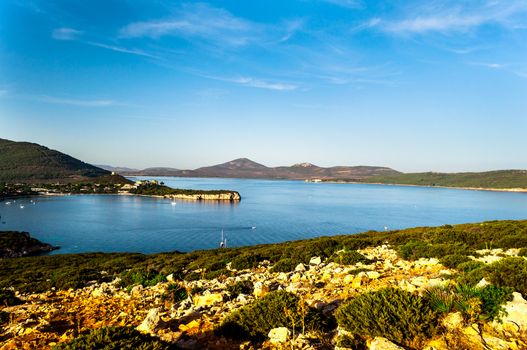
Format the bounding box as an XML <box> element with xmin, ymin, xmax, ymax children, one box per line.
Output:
<box><xmin>119</xmin><ymin>3</ymin><xmax>260</xmax><ymax>47</ymax></box>
<box><xmin>37</xmin><ymin>95</ymin><xmax>115</xmax><ymax>107</ymax></box>
<box><xmin>365</xmin><ymin>1</ymin><xmax>527</xmax><ymax>35</ymax></box>
<box><xmin>51</xmin><ymin>27</ymin><xmax>156</xmax><ymax>59</ymax></box>
<box><xmin>208</xmin><ymin>76</ymin><xmax>298</xmax><ymax>91</ymax></box>
<box><xmin>52</xmin><ymin>27</ymin><xmax>82</xmax><ymax>40</ymax></box>
<box><xmin>469</xmin><ymin>61</ymin><xmax>527</xmax><ymax>79</ymax></box>
<box><xmin>86</xmin><ymin>42</ymin><xmax>157</xmax><ymax>59</ymax></box>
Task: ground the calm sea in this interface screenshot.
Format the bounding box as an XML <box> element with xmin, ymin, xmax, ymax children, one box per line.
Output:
<box><xmin>2</xmin><ymin>177</ymin><xmax>527</xmax><ymax>254</ymax></box>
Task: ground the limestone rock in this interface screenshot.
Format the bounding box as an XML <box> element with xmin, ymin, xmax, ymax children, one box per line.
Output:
<box><xmin>253</xmin><ymin>281</ymin><xmax>269</xmax><ymax>298</ymax></box>
<box><xmin>309</xmin><ymin>256</ymin><xmax>322</xmax><ymax>265</ymax></box>
<box><xmin>492</xmin><ymin>292</ymin><xmax>527</xmax><ymax>336</ymax></box>
<box><xmin>268</xmin><ymin>327</ymin><xmax>290</xmax><ymax>344</ymax></box>
<box><xmin>295</xmin><ymin>263</ymin><xmax>306</xmax><ymax>272</ymax></box>
<box><xmin>476</xmin><ymin>277</ymin><xmax>490</xmax><ymax>288</ymax></box>
<box><xmin>366</xmin><ymin>271</ymin><xmax>381</xmax><ymax>279</ymax></box>
<box><xmin>193</xmin><ymin>293</ymin><xmax>224</xmax><ymax>307</ymax></box>
<box><xmin>442</xmin><ymin>312</ymin><xmax>464</xmax><ymax>330</ymax></box>
<box><xmin>130</xmin><ymin>284</ymin><xmax>143</xmax><ymax>297</ymax></box>
<box><xmin>369</xmin><ymin>337</ymin><xmax>405</xmax><ymax>350</ymax></box>
<box><xmin>137</xmin><ymin>308</ymin><xmax>163</xmax><ymax>334</ymax></box>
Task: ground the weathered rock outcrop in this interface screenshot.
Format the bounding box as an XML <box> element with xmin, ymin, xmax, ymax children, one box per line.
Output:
<box><xmin>0</xmin><ymin>231</ymin><xmax>58</xmax><ymax>258</ymax></box>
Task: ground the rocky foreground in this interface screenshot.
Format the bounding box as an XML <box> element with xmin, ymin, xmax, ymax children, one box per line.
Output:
<box><xmin>1</xmin><ymin>244</ymin><xmax>526</xmax><ymax>350</ymax></box>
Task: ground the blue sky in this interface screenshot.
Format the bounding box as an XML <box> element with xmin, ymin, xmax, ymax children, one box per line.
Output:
<box><xmin>1</xmin><ymin>0</ymin><xmax>526</xmax><ymax>172</ymax></box>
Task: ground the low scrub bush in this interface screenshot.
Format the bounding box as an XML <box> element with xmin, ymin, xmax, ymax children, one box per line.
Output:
<box><xmin>331</xmin><ymin>250</ymin><xmax>371</xmax><ymax>265</ymax></box>
<box><xmin>119</xmin><ymin>269</ymin><xmax>166</xmax><ymax>289</ymax></box>
<box><xmin>0</xmin><ymin>289</ymin><xmax>22</xmax><ymax>306</ymax></box>
<box><xmin>0</xmin><ymin>310</ymin><xmax>9</xmax><ymax>325</ymax></box>
<box><xmin>226</xmin><ymin>280</ymin><xmax>253</xmax><ymax>298</ymax></box>
<box><xmin>398</xmin><ymin>240</ymin><xmax>430</xmax><ymax>260</ymax></box>
<box><xmin>52</xmin><ymin>326</ymin><xmax>175</xmax><ymax>349</ymax></box>
<box><xmin>269</xmin><ymin>258</ymin><xmax>297</xmax><ymax>273</ymax></box>
<box><xmin>425</xmin><ymin>284</ymin><xmax>512</xmax><ymax>322</ymax></box>
<box><xmin>230</xmin><ymin>254</ymin><xmax>263</xmax><ymax>270</ymax></box>
<box><xmin>335</xmin><ymin>288</ymin><xmax>440</xmax><ymax>349</ymax></box>
<box><xmin>440</xmin><ymin>254</ymin><xmax>471</xmax><ymax>269</ymax></box>
<box><xmin>485</xmin><ymin>257</ymin><xmax>527</xmax><ymax>296</ymax></box>
<box><xmin>162</xmin><ymin>284</ymin><xmax>188</xmax><ymax>303</ymax></box>
<box><xmin>217</xmin><ymin>290</ymin><xmax>330</xmax><ymax>340</ymax></box>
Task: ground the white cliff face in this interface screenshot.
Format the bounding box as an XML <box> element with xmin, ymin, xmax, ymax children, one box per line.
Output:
<box><xmin>168</xmin><ymin>192</ymin><xmax>241</xmax><ymax>201</ymax></box>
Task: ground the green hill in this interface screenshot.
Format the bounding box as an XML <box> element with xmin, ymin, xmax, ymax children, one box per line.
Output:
<box><xmin>362</xmin><ymin>170</ymin><xmax>527</xmax><ymax>189</ymax></box>
<box><xmin>0</xmin><ymin>138</ymin><xmax>110</xmax><ymax>183</ymax></box>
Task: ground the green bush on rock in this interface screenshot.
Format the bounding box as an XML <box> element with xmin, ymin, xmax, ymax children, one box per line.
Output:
<box><xmin>119</xmin><ymin>269</ymin><xmax>166</xmax><ymax>289</ymax></box>
<box><xmin>331</xmin><ymin>250</ymin><xmax>371</xmax><ymax>265</ymax></box>
<box><xmin>0</xmin><ymin>289</ymin><xmax>22</xmax><ymax>307</ymax></box>
<box><xmin>217</xmin><ymin>290</ymin><xmax>330</xmax><ymax>340</ymax></box>
<box><xmin>485</xmin><ymin>257</ymin><xmax>527</xmax><ymax>296</ymax></box>
<box><xmin>335</xmin><ymin>288</ymin><xmax>440</xmax><ymax>349</ymax></box>
<box><xmin>226</xmin><ymin>280</ymin><xmax>253</xmax><ymax>298</ymax></box>
<box><xmin>52</xmin><ymin>327</ymin><xmax>175</xmax><ymax>350</ymax></box>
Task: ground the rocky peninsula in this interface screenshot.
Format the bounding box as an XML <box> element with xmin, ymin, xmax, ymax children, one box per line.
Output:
<box><xmin>0</xmin><ymin>231</ymin><xmax>58</xmax><ymax>258</ymax></box>
<box><xmin>1</xmin><ymin>220</ymin><xmax>527</xmax><ymax>349</ymax></box>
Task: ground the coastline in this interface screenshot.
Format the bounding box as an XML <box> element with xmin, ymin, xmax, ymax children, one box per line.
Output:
<box><xmin>312</xmin><ymin>180</ymin><xmax>527</xmax><ymax>193</ymax></box>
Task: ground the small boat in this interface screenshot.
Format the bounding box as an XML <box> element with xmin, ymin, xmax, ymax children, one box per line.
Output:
<box><xmin>251</xmin><ymin>226</ymin><xmax>256</xmax><ymax>230</ymax></box>
<box><xmin>171</xmin><ymin>201</ymin><xmax>177</xmax><ymax>206</ymax></box>
<box><xmin>5</xmin><ymin>202</ymin><xmax>11</xmax><ymax>205</ymax></box>
<box><xmin>19</xmin><ymin>205</ymin><xmax>24</xmax><ymax>209</ymax></box>
<box><xmin>219</xmin><ymin>230</ymin><xmax>227</xmax><ymax>248</ymax></box>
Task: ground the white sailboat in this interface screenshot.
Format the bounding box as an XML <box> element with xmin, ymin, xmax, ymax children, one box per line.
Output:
<box><xmin>219</xmin><ymin>230</ymin><xmax>227</xmax><ymax>248</ymax></box>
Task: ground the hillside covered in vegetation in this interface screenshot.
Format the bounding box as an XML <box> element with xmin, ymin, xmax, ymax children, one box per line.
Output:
<box><xmin>2</xmin><ymin>220</ymin><xmax>527</xmax><ymax>349</ymax></box>
<box><xmin>0</xmin><ymin>138</ymin><xmax>110</xmax><ymax>183</ymax></box>
<box><xmin>359</xmin><ymin>170</ymin><xmax>527</xmax><ymax>190</ymax></box>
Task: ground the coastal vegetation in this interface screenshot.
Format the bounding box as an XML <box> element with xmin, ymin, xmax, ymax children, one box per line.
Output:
<box><xmin>218</xmin><ymin>290</ymin><xmax>329</xmax><ymax>340</ymax></box>
<box><xmin>130</xmin><ymin>182</ymin><xmax>241</xmax><ymax>198</ymax></box>
<box><xmin>1</xmin><ymin>220</ymin><xmax>527</xmax><ymax>293</ymax></box>
<box><xmin>2</xmin><ymin>220</ymin><xmax>527</xmax><ymax>348</ymax></box>
<box><xmin>359</xmin><ymin>170</ymin><xmax>527</xmax><ymax>190</ymax></box>
<box><xmin>52</xmin><ymin>327</ymin><xmax>176</xmax><ymax>349</ymax></box>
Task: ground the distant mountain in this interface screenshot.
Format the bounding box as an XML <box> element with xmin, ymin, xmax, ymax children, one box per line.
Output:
<box><xmin>132</xmin><ymin>167</ymin><xmax>181</xmax><ymax>176</ymax></box>
<box><xmin>0</xmin><ymin>138</ymin><xmax>125</xmax><ymax>183</ymax></box>
<box><xmin>96</xmin><ymin>165</ymin><xmax>140</xmax><ymax>173</ymax></box>
<box><xmin>109</xmin><ymin>157</ymin><xmax>399</xmax><ymax>180</ymax></box>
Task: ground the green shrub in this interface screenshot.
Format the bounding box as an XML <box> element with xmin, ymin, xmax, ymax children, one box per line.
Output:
<box><xmin>476</xmin><ymin>285</ymin><xmax>513</xmax><ymax>321</ymax></box>
<box><xmin>230</xmin><ymin>254</ymin><xmax>262</xmax><ymax>270</ymax></box>
<box><xmin>335</xmin><ymin>288</ymin><xmax>440</xmax><ymax>348</ymax></box>
<box><xmin>486</xmin><ymin>257</ymin><xmax>527</xmax><ymax>296</ymax></box>
<box><xmin>226</xmin><ymin>280</ymin><xmax>253</xmax><ymax>298</ymax></box>
<box><xmin>217</xmin><ymin>290</ymin><xmax>330</xmax><ymax>340</ymax></box>
<box><xmin>425</xmin><ymin>286</ymin><xmax>456</xmax><ymax>314</ymax></box>
<box><xmin>270</xmin><ymin>258</ymin><xmax>297</xmax><ymax>273</ymax></box>
<box><xmin>52</xmin><ymin>326</ymin><xmax>175</xmax><ymax>349</ymax></box>
<box><xmin>162</xmin><ymin>284</ymin><xmax>188</xmax><ymax>303</ymax></box>
<box><xmin>331</xmin><ymin>250</ymin><xmax>371</xmax><ymax>265</ymax></box>
<box><xmin>425</xmin><ymin>284</ymin><xmax>512</xmax><ymax>322</ymax></box>
<box><xmin>519</xmin><ymin>248</ymin><xmax>527</xmax><ymax>257</ymax></box>
<box><xmin>456</xmin><ymin>260</ymin><xmax>485</xmax><ymax>273</ymax></box>
<box><xmin>398</xmin><ymin>241</ymin><xmax>430</xmax><ymax>260</ymax></box>
<box><xmin>0</xmin><ymin>289</ymin><xmax>22</xmax><ymax>306</ymax></box>
<box><xmin>440</xmin><ymin>254</ymin><xmax>471</xmax><ymax>269</ymax></box>
<box><xmin>203</xmin><ymin>269</ymin><xmax>232</xmax><ymax>280</ymax></box>
<box><xmin>0</xmin><ymin>310</ymin><xmax>9</xmax><ymax>325</ymax></box>
<box><xmin>119</xmin><ymin>269</ymin><xmax>166</xmax><ymax>289</ymax></box>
